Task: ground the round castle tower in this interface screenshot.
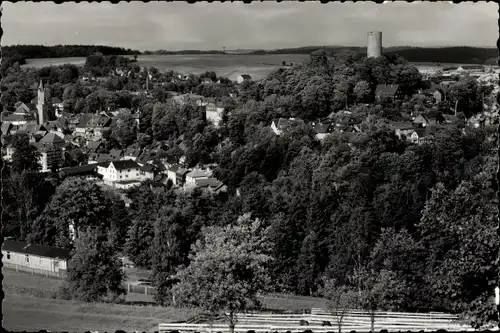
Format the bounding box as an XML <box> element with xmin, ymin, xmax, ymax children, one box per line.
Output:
<box><xmin>367</xmin><ymin>31</ymin><xmax>382</xmax><ymax>58</ymax></box>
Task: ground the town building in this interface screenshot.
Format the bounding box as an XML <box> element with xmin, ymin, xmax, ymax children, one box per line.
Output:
<box><xmin>167</xmin><ymin>164</ymin><xmax>190</xmax><ymax>186</ymax></box>
<box><xmin>237</xmin><ymin>74</ymin><xmax>252</xmax><ymax>84</ymax></box>
<box><xmin>271</xmin><ymin>117</ymin><xmax>304</xmax><ymax>136</ymax></box>
<box><xmin>375</xmin><ymin>84</ymin><xmax>404</xmax><ymax>101</ymax></box>
<box><xmin>2</xmin><ymin>239</ymin><xmax>71</xmax><ymax>278</ymax></box>
<box><xmin>205</xmin><ymin>102</ymin><xmax>225</xmax><ymax>127</ymax></box>
<box><xmin>97</xmin><ymin>160</ymin><xmax>142</xmax><ymax>189</ymax></box>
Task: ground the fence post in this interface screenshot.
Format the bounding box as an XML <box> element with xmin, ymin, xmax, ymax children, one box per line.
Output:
<box><xmin>145</xmin><ymin>286</ymin><xmax>148</xmax><ymax>295</ymax></box>
<box><xmin>128</xmin><ymin>283</ymin><xmax>130</xmax><ymax>293</ymax></box>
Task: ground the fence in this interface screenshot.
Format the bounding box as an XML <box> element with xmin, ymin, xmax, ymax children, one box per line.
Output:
<box><xmin>3</xmin><ymin>262</ymin><xmax>67</xmax><ymax>279</ymax></box>
<box><xmin>126</xmin><ymin>283</ymin><xmax>157</xmax><ymax>296</ymax></box>
<box><xmin>159</xmin><ymin>308</ymin><xmax>472</xmax><ymax>333</ymax></box>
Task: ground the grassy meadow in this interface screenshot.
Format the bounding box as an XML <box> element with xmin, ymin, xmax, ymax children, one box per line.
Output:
<box><xmin>2</xmin><ymin>268</ymin><xmax>327</xmax><ymax>332</ymax></box>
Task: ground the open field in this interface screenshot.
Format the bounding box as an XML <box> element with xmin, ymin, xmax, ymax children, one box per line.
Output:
<box><xmin>2</xmin><ymin>269</ymin><xmax>197</xmax><ymax>332</ymax></box>
<box><xmin>22</xmin><ymin>54</ymin><xmax>310</xmax><ymax>81</ymax></box>
<box><xmin>2</xmin><ymin>268</ymin><xmax>329</xmax><ymax>331</ymax></box>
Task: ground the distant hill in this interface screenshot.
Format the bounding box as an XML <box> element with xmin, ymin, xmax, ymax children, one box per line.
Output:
<box><xmin>2</xmin><ymin>45</ymin><xmax>142</xmax><ymax>59</ymax></box>
<box><xmin>248</xmin><ymin>45</ymin><xmax>498</xmax><ymax>65</ymax></box>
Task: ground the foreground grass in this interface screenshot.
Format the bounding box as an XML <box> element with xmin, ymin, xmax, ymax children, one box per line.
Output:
<box><xmin>3</xmin><ymin>269</ymin><xmax>197</xmax><ymax>332</ymax></box>
<box><xmin>3</xmin><ymin>269</ymin><xmax>328</xmax><ymax>331</ymax></box>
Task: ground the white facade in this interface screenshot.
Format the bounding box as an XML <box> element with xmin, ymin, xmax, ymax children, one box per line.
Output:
<box><xmin>206</xmin><ymin>103</ymin><xmax>225</xmax><ymax>128</ymax></box>
<box><xmin>237</xmin><ymin>75</ymin><xmax>252</xmax><ymax>84</ymax></box>
<box><xmin>2</xmin><ymin>250</ymin><xmax>68</xmax><ymax>273</ymax></box>
<box><xmin>367</xmin><ymin>31</ymin><xmax>383</xmax><ymax>58</ymax></box>
<box><xmin>184</xmin><ymin>170</ymin><xmax>210</xmax><ymax>189</ymax></box>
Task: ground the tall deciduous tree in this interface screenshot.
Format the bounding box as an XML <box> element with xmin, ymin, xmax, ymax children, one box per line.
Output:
<box><xmin>111</xmin><ymin>108</ymin><xmax>138</xmax><ymax>149</ymax></box>
<box><xmin>64</xmin><ymin>228</ymin><xmax>125</xmax><ymax>302</ymax></box>
<box><xmin>11</xmin><ymin>134</ymin><xmax>41</xmax><ymax>173</ymax></box>
<box><xmin>28</xmin><ymin>178</ymin><xmax>112</xmax><ymax>248</ymax></box>
<box><xmin>417</xmin><ymin>171</ymin><xmax>498</xmax><ymax>328</ymax></box>
<box><xmin>322</xmin><ymin>279</ymin><xmax>359</xmax><ymax>333</ymax></box>
<box><xmin>172</xmin><ymin>214</ymin><xmax>273</xmax><ymax>333</ymax></box>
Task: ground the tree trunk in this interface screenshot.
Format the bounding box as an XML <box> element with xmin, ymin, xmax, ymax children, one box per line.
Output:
<box><xmin>229</xmin><ymin>324</ymin><xmax>235</xmax><ymax>333</ymax></box>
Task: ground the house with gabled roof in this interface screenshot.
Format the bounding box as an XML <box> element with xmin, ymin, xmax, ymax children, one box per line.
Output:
<box><xmin>393</xmin><ymin>121</ymin><xmax>415</xmax><ymax>140</ymax></box>
<box><xmin>409</xmin><ymin>126</ymin><xmax>437</xmax><ymax>145</ymax></box>
<box><xmin>39</xmin><ymin>132</ymin><xmax>66</xmax><ymax>149</ymax></box>
<box><xmin>311</xmin><ymin>120</ymin><xmax>334</xmax><ymax>141</ymax></box>
<box><xmin>237</xmin><ymin>74</ymin><xmax>252</xmax><ymax>84</ymax></box>
<box><xmin>271</xmin><ymin>117</ymin><xmax>304</xmax><ymax>136</ymax></box>
<box><xmin>167</xmin><ymin>164</ymin><xmax>189</xmax><ymax>186</ymax></box>
<box><xmin>109</xmin><ymin>149</ymin><xmax>124</xmax><ymax>160</ymax></box>
<box><xmin>97</xmin><ymin>160</ymin><xmax>143</xmax><ymax>189</ymax></box>
<box><xmin>122</xmin><ymin>147</ymin><xmax>142</xmax><ymax>161</ymax></box>
<box><xmin>74</xmin><ymin>113</ymin><xmax>94</xmax><ymax>136</ymax></box>
<box><xmin>375</xmin><ymin>84</ymin><xmax>404</xmax><ymax>101</ymax></box>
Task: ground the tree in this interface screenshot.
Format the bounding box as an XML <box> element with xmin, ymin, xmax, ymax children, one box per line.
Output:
<box><xmin>64</xmin><ymin>228</ymin><xmax>125</xmax><ymax>302</ymax></box>
<box><xmin>28</xmin><ymin>178</ymin><xmax>112</xmax><ymax>248</ymax></box>
<box><xmin>322</xmin><ymin>279</ymin><xmax>359</xmax><ymax>333</ymax></box>
<box><xmin>124</xmin><ymin>218</ymin><xmax>155</xmax><ymax>268</ymax></box>
<box><xmin>11</xmin><ymin>134</ymin><xmax>41</xmax><ymax>173</ymax></box>
<box><xmin>111</xmin><ymin>108</ymin><xmax>138</xmax><ymax>149</ymax></box>
<box><xmin>417</xmin><ymin>172</ymin><xmax>498</xmax><ymax>328</ymax></box>
<box><xmin>151</xmin><ymin>209</ymin><xmax>187</xmax><ymax>305</ymax></box>
<box><xmin>353</xmin><ymin>80</ymin><xmax>372</xmax><ymax>104</ymax></box>
<box><xmin>172</xmin><ymin>214</ymin><xmax>273</xmax><ymax>333</ymax></box>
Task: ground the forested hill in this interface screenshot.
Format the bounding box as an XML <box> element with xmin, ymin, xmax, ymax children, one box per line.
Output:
<box><xmin>249</xmin><ymin>46</ymin><xmax>499</xmax><ymax>65</ymax></box>
<box><xmin>2</xmin><ymin>45</ymin><xmax>141</xmax><ymax>60</ymax></box>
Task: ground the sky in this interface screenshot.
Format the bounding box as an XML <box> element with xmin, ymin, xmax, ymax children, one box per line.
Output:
<box><xmin>2</xmin><ymin>1</ymin><xmax>498</xmax><ymax>51</ymax></box>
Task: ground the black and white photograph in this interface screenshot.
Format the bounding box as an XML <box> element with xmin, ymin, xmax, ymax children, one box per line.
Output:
<box><xmin>1</xmin><ymin>1</ymin><xmax>499</xmax><ymax>332</ymax></box>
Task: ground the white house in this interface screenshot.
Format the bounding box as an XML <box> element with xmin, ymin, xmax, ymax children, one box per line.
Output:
<box><xmin>184</xmin><ymin>169</ymin><xmax>211</xmax><ymax>189</ymax></box>
<box><xmin>2</xmin><ymin>239</ymin><xmax>71</xmax><ymax>277</ymax></box>
<box><xmin>97</xmin><ymin>160</ymin><xmax>142</xmax><ymax>189</ymax></box>
<box><xmin>205</xmin><ymin>102</ymin><xmax>225</xmax><ymax>128</ymax></box>
<box><xmin>237</xmin><ymin>74</ymin><xmax>252</xmax><ymax>84</ymax></box>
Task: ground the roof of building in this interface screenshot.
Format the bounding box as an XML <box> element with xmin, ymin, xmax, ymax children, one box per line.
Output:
<box><xmin>76</xmin><ymin>114</ymin><xmax>94</xmax><ymax>128</ymax></box>
<box><xmin>51</xmin><ymin>97</ymin><xmax>63</xmax><ymax>104</ymax></box>
<box><xmin>186</xmin><ymin>169</ymin><xmax>210</xmax><ymax>179</ymax></box>
<box><xmin>124</xmin><ymin>147</ymin><xmax>142</xmax><ymax>157</ymax></box>
<box><xmin>39</xmin><ymin>132</ymin><xmax>65</xmax><ymax>145</ymax></box>
<box><xmin>59</xmin><ymin>164</ymin><xmax>100</xmax><ymax>177</ymax></box>
<box><xmin>86</xmin><ymin>141</ymin><xmax>103</xmax><ymax>151</ymax></box>
<box><xmin>375</xmin><ymin>84</ymin><xmax>400</xmax><ymax>97</ymax></box>
<box><xmin>2</xmin><ymin>240</ymin><xmax>71</xmax><ymax>260</ymax></box>
<box><xmin>394</xmin><ymin>122</ymin><xmax>415</xmax><ymax>130</ymax></box>
<box><xmin>109</xmin><ymin>149</ymin><xmax>124</xmax><ymax>159</ymax></box>
<box><xmin>111</xmin><ymin>160</ymin><xmax>141</xmax><ymax>170</ymax></box>
<box><xmin>140</xmin><ymin>164</ymin><xmax>156</xmax><ymax>173</ymax></box>
<box><xmin>195</xmin><ymin>178</ymin><xmax>222</xmax><ymax>188</ymax></box>
<box><xmin>313</xmin><ymin>122</ymin><xmax>332</xmax><ymax>134</ymax></box>
<box><xmin>239</xmin><ymin>74</ymin><xmax>252</xmax><ymax>79</ymax></box>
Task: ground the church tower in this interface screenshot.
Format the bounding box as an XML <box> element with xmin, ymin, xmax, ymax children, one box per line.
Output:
<box><xmin>37</xmin><ymin>79</ymin><xmax>45</xmax><ymax>125</ymax></box>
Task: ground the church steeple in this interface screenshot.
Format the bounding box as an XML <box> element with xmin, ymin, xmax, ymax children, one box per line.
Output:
<box><xmin>37</xmin><ymin>79</ymin><xmax>45</xmax><ymax>125</ymax></box>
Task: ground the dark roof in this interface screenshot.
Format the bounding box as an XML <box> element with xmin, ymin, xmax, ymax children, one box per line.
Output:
<box><xmin>394</xmin><ymin>122</ymin><xmax>415</xmax><ymax>130</ymax></box>
<box><xmin>375</xmin><ymin>84</ymin><xmax>400</xmax><ymax>97</ymax></box>
<box><xmin>140</xmin><ymin>164</ymin><xmax>156</xmax><ymax>173</ymax></box>
<box><xmin>86</xmin><ymin>141</ymin><xmax>103</xmax><ymax>151</ymax></box>
<box><xmin>1</xmin><ymin>122</ymin><xmax>13</xmax><ymax>135</ymax></box>
<box><xmin>2</xmin><ymin>240</ymin><xmax>71</xmax><ymax>260</ymax></box>
<box><xmin>240</xmin><ymin>74</ymin><xmax>252</xmax><ymax>79</ymax></box>
<box><xmin>124</xmin><ymin>147</ymin><xmax>142</xmax><ymax>157</ymax></box>
<box><xmin>51</xmin><ymin>97</ymin><xmax>63</xmax><ymax>104</ymax></box>
<box><xmin>76</xmin><ymin>114</ymin><xmax>93</xmax><ymax>128</ymax></box>
<box><xmin>109</xmin><ymin>149</ymin><xmax>124</xmax><ymax>159</ymax></box>
<box><xmin>39</xmin><ymin>132</ymin><xmax>65</xmax><ymax>144</ymax></box>
<box><xmin>59</xmin><ymin>164</ymin><xmax>99</xmax><ymax>177</ymax></box>
<box><xmin>111</xmin><ymin>160</ymin><xmax>141</xmax><ymax>170</ymax></box>
<box><xmin>313</xmin><ymin>122</ymin><xmax>332</xmax><ymax>134</ymax></box>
